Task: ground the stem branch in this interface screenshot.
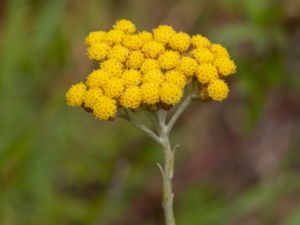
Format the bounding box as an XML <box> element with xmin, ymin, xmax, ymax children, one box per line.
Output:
<box><xmin>119</xmin><ymin>112</ymin><xmax>164</xmax><ymax>146</ymax></box>
<box><xmin>166</xmin><ymin>94</ymin><xmax>193</xmax><ymax>133</ymax></box>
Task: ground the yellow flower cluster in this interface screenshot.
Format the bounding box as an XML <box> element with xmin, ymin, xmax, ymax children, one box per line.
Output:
<box><xmin>66</xmin><ymin>19</ymin><xmax>236</xmax><ymax>120</ymax></box>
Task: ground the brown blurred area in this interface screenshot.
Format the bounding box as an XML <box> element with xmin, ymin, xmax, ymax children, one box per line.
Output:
<box><xmin>1</xmin><ymin>0</ymin><xmax>300</xmax><ymax>225</ymax></box>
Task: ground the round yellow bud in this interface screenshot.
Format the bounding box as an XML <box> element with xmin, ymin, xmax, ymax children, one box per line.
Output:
<box><xmin>93</xmin><ymin>96</ymin><xmax>117</xmax><ymax>120</ymax></box>
<box><xmin>126</xmin><ymin>50</ymin><xmax>145</xmax><ymax>69</ymax></box>
<box><xmin>153</xmin><ymin>25</ymin><xmax>176</xmax><ymax>44</ymax></box>
<box><xmin>113</xmin><ymin>19</ymin><xmax>136</xmax><ymax>34</ymax></box>
<box><xmin>87</xmin><ymin>42</ymin><xmax>110</xmax><ymax>61</ymax></box>
<box><xmin>141</xmin><ymin>83</ymin><xmax>160</xmax><ymax>105</ymax></box>
<box><xmin>122</xmin><ymin>34</ymin><xmax>143</xmax><ymax>50</ymax></box>
<box><xmin>214</xmin><ymin>57</ymin><xmax>236</xmax><ymax>76</ymax></box>
<box><xmin>207</xmin><ymin>79</ymin><xmax>229</xmax><ymax>101</ymax></box>
<box><xmin>192</xmin><ymin>48</ymin><xmax>215</xmax><ymax>64</ymax></box>
<box><xmin>210</xmin><ymin>44</ymin><xmax>230</xmax><ymax>58</ymax></box>
<box><xmin>101</xmin><ymin>59</ymin><xmax>123</xmax><ymax>77</ymax></box>
<box><xmin>85</xmin><ymin>31</ymin><xmax>106</xmax><ymax>46</ymax></box>
<box><xmin>158</xmin><ymin>51</ymin><xmax>180</xmax><ymax>70</ymax></box>
<box><xmin>138</xmin><ymin>31</ymin><xmax>153</xmax><ymax>44</ymax></box>
<box><xmin>140</xmin><ymin>59</ymin><xmax>160</xmax><ymax>74</ymax></box>
<box><xmin>196</xmin><ymin>63</ymin><xmax>218</xmax><ymax>84</ymax></box>
<box><xmin>142</xmin><ymin>69</ymin><xmax>164</xmax><ymax>85</ymax></box>
<box><xmin>105</xmin><ymin>29</ymin><xmax>124</xmax><ymax>45</ymax></box>
<box><xmin>66</xmin><ymin>82</ymin><xmax>86</xmax><ymax>106</ymax></box>
<box><xmin>83</xmin><ymin>88</ymin><xmax>103</xmax><ymax>109</ymax></box>
<box><xmin>160</xmin><ymin>82</ymin><xmax>183</xmax><ymax>106</ymax></box>
<box><xmin>177</xmin><ymin>56</ymin><xmax>198</xmax><ymax>77</ymax></box>
<box><xmin>165</xmin><ymin>70</ymin><xmax>186</xmax><ymax>89</ymax></box>
<box><xmin>103</xmin><ymin>77</ymin><xmax>124</xmax><ymax>98</ymax></box>
<box><xmin>122</xmin><ymin>69</ymin><xmax>142</xmax><ymax>87</ymax></box>
<box><xmin>86</xmin><ymin>69</ymin><xmax>110</xmax><ymax>89</ymax></box>
<box><xmin>108</xmin><ymin>45</ymin><xmax>129</xmax><ymax>62</ymax></box>
<box><xmin>168</xmin><ymin>32</ymin><xmax>190</xmax><ymax>52</ymax></box>
<box><xmin>142</xmin><ymin>41</ymin><xmax>165</xmax><ymax>58</ymax></box>
<box><xmin>120</xmin><ymin>86</ymin><xmax>142</xmax><ymax>109</ymax></box>
<box><xmin>191</xmin><ymin>34</ymin><xmax>211</xmax><ymax>48</ymax></box>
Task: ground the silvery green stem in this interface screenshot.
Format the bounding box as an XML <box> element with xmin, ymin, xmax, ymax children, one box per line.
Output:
<box><xmin>167</xmin><ymin>93</ymin><xmax>193</xmax><ymax>133</ymax></box>
<box><xmin>119</xmin><ymin>111</ymin><xmax>164</xmax><ymax>146</ymax></box>
<box><xmin>157</xmin><ymin>110</ymin><xmax>176</xmax><ymax>225</ymax></box>
<box><xmin>120</xmin><ymin>93</ymin><xmax>194</xmax><ymax>225</ymax></box>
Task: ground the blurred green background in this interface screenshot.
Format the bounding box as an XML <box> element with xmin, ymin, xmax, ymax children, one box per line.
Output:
<box><xmin>1</xmin><ymin>0</ymin><xmax>300</xmax><ymax>224</ymax></box>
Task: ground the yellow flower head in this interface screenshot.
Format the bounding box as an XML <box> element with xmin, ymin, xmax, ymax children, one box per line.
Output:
<box><xmin>140</xmin><ymin>59</ymin><xmax>160</xmax><ymax>74</ymax></box>
<box><xmin>120</xmin><ymin>86</ymin><xmax>142</xmax><ymax>109</ymax></box>
<box><xmin>122</xmin><ymin>34</ymin><xmax>143</xmax><ymax>50</ymax></box>
<box><xmin>158</xmin><ymin>51</ymin><xmax>180</xmax><ymax>70</ymax></box>
<box><xmin>142</xmin><ymin>41</ymin><xmax>165</xmax><ymax>58</ymax></box>
<box><xmin>126</xmin><ymin>50</ymin><xmax>145</xmax><ymax>69</ymax></box>
<box><xmin>196</xmin><ymin>63</ymin><xmax>218</xmax><ymax>84</ymax></box>
<box><xmin>66</xmin><ymin>82</ymin><xmax>86</xmax><ymax>106</ymax></box>
<box><xmin>67</xmin><ymin>19</ymin><xmax>236</xmax><ymax>118</ymax></box>
<box><xmin>138</xmin><ymin>31</ymin><xmax>153</xmax><ymax>44</ymax></box>
<box><xmin>105</xmin><ymin>29</ymin><xmax>124</xmax><ymax>45</ymax></box>
<box><xmin>101</xmin><ymin>59</ymin><xmax>123</xmax><ymax>77</ymax></box>
<box><xmin>85</xmin><ymin>31</ymin><xmax>106</xmax><ymax>46</ymax></box>
<box><xmin>191</xmin><ymin>34</ymin><xmax>211</xmax><ymax>48</ymax></box>
<box><xmin>214</xmin><ymin>57</ymin><xmax>236</xmax><ymax>76</ymax></box>
<box><xmin>192</xmin><ymin>48</ymin><xmax>215</xmax><ymax>64</ymax></box>
<box><xmin>165</xmin><ymin>70</ymin><xmax>186</xmax><ymax>89</ymax></box>
<box><xmin>153</xmin><ymin>25</ymin><xmax>176</xmax><ymax>44</ymax></box>
<box><xmin>168</xmin><ymin>32</ymin><xmax>190</xmax><ymax>52</ymax></box>
<box><xmin>142</xmin><ymin>69</ymin><xmax>164</xmax><ymax>85</ymax></box>
<box><xmin>207</xmin><ymin>79</ymin><xmax>229</xmax><ymax>101</ymax></box>
<box><xmin>113</xmin><ymin>19</ymin><xmax>136</xmax><ymax>34</ymax></box>
<box><xmin>83</xmin><ymin>88</ymin><xmax>103</xmax><ymax>109</ymax></box>
<box><xmin>103</xmin><ymin>77</ymin><xmax>124</xmax><ymax>98</ymax></box>
<box><xmin>87</xmin><ymin>42</ymin><xmax>110</xmax><ymax>61</ymax></box>
<box><xmin>86</xmin><ymin>69</ymin><xmax>110</xmax><ymax>89</ymax></box>
<box><xmin>108</xmin><ymin>45</ymin><xmax>129</xmax><ymax>62</ymax></box>
<box><xmin>123</xmin><ymin>69</ymin><xmax>142</xmax><ymax>87</ymax></box>
<box><xmin>141</xmin><ymin>83</ymin><xmax>160</xmax><ymax>105</ymax></box>
<box><xmin>93</xmin><ymin>96</ymin><xmax>117</xmax><ymax>120</ymax></box>
<box><xmin>177</xmin><ymin>56</ymin><xmax>198</xmax><ymax>77</ymax></box>
<box><xmin>210</xmin><ymin>44</ymin><xmax>230</xmax><ymax>58</ymax></box>
<box><xmin>160</xmin><ymin>82</ymin><xmax>183</xmax><ymax>105</ymax></box>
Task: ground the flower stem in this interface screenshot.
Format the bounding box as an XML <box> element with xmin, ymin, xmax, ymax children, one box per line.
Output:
<box><xmin>157</xmin><ymin>110</ymin><xmax>176</xmax><ymax>225</ymax></box>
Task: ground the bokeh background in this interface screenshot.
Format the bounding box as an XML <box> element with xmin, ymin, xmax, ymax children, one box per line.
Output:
<box><xmin>1</xmin><ymin>0</ymin><xmax>300</xmax><ymax>224</ymax></box>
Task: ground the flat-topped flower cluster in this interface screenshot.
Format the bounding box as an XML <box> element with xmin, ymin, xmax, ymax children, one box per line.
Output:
<box><xmin>66</xmin><ymin>19</ymin><xmax>236</xmax><ymax>120</ymax></box>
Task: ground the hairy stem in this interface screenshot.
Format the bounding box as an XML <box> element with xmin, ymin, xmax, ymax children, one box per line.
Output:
<box><xmin>119</xmin><ymin>111</ymin><xmax>164</xmax><ymax>146</ymax></box>
<box><xmin>157</xmin><ymin>110</ymin><xmax>176</xmax><ymax>225</ymax></box>
<box><xmin>121</xmin><ymin>95</ymin><xmax>194</xmax><ymax>225</ymax></box>
<box><xmin>167</xmin><ymin>93</ymin><xmax>193</xmax><ymax>133</ymax></box>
